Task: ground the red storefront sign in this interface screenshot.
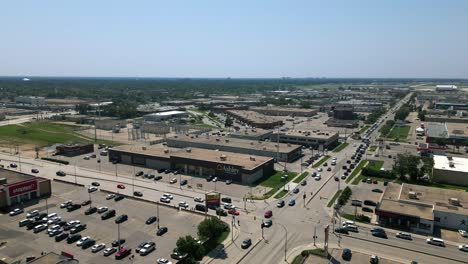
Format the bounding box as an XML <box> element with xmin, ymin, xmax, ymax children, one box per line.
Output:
<box><xmin>8</xmin><ymin>180</ymin><xmax>38</xmax><ymax>197</ymax></box>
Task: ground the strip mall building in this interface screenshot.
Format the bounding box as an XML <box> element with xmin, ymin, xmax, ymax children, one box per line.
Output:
<box><xmin>0</xmin><ymin>169</ymin><xmax>51</xmax><ymax>210</ymax></box>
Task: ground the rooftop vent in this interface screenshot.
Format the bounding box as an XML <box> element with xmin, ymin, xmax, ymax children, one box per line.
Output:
<box><xmin>220</xmin><ymin>155</ymin><xmax>227</xmax><ymax>161</ymax></box>
<box><xmin>449</xmin><ymin>198</ymin><xmax>461</xmax><ymax>206</ymax></box>
<box><xmin>186</xmin><ymin>148</ymin><xmax>192</xmax><ymax>153</ymax></box>
<box><xmin>186</xmin><ymin>134</ymin><xmax>189</xmax><ymax>136</ymax></box>
<box><xmin>225</xmin><ymin>139</ymin><xmax>229</xmax><ymax>143</ymax></box>
<box><xmin>142</xmin><ymin>146</ymin><xmax>147</xmax><ymax>150</ymax></box>
<box><xmin>190</xmin><ymin>136</ymin><xmax>194</xmax><ymax>139</ymax></box>
<box><xmin>408</xmin><ymin>191</ymin><xmax>417</xmax><ymax>199</ymax></box>
<box><xmin>263</xmin><ymin>147</ymin><xmax>267</xmax><ymax>150</ymax></box>
<box><xmin>163</xmin><ymin>149</ymin><xmax>169</xmax><ymax>154</ymax></box>
<box><xmin>250</xmin><ymin>142</ymin><xmax>254</xmax><ymax>145</ymax></box>
<box><xmin>448</xmin><ymin>156</ymin><xmax>453</xmax><ymax>160</ymax></box>
<box><xmin>449</xmin><ymin>161</ymin><xmax>455</xmax><ymax>168</ymax></box>
<box><xmin>250</xmin><ymin>156</ymin><xmax>256</xmax><ymax>161</ymax></box>
<box><xmin>174</xmin><ymin>135</ymin><xmax>178</xmax><ymax>138</ymax></box>
<box><xmin>216</xmin><ymin>138</ymin><xmax>220</xmax><ymax>141</ymax></box>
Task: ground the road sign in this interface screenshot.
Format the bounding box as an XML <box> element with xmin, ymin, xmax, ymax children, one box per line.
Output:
<box><xmin>205</xmin><ymin>192</ymin><xmax>221</xmax><ymax>209</ymax></box>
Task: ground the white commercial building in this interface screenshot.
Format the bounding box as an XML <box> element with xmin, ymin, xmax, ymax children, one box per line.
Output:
<box><xmin>432</xmin><ymin>155</ymin><xmax>468</xmax><ymax>187</ymax></box>
<box><xmin>14</xmin><ymin>96</ymin><xmax>46</xmax><ymax>106</ymax></box>
<box><xmin>143</xmin><ymin>110</ymin><xmax>189</xmax><ymax>122</ymax></box>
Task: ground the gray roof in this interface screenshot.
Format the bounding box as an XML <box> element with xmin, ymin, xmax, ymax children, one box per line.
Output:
<box><xmin>426</xmin><ymin>123</ymin><xmax>448</xmax><ymax>138</ymax></box>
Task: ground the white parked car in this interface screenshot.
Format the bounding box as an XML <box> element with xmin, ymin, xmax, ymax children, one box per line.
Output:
<box><xmin>212</xmin><ymin>177</ymin><xmax>218</xmax><ymax>182</ymax></box>
<box><xmin>169</xmin><ymin>178</ymin><xmax>177</xmax><ymax>184</ymax></box>
<box><xmin>33</xmin><ymin>224</ymin><xmax>47</xmax><ymax>233</ymax></box>
<box><xmin>163</xmin><ymin>193</ymin><xmax>173</xmax><ymax>200</ymax></box>
<box><xmin>91</xmin><ymin>243</ymin><xmax>106</xmax><ymax>253</ymax></box>
<box><xmin>97</xmin><ymin>207</ymin><xmax>108</xmax><ymax>213</ymax></box>
<box><xmin>317</xmin><ymin>168</ymin><xmax>323</xmax><ymax>172</ymax></box>
<box><xmin>178</xmin><ymin>201</ymin><xmax>189</xmax><ymax>209</ymax></box>
<box><xmin>106</xmin><ymin>194</ymin><xmax>116</xmax><ymax>200</ymax></box>
<box><xmin>9</xmin><ymin>208</ymin><xmax>23</xmax><ymax>216</ymax></box>
<box><xmin>103</xmin><ymin>247</ymin><xmax>117</xmax><ymax>256</ymax></box>
<box><xmin>77</xmin><ymin>236</ymin><xmax>91</xmax><ymax>246</ymax></box>
<box><xmin>26</xmin><ymin>210</ymin><xmax>39</xmax><ymax>218</ymax></box>
<box><xmin>459</xmin><ymin>230</ymin><xmax>468</xmax><ymax>238</ymax></box>
<box><xmin>395</xmin><ymin>232</ymin><xmax>412</xmax><ymax>240</ymax></box>
<box><xmin>47</xmin><ymin>216</ymin><xmax>61</xmax><ymax>225</ymax></box>
<box><xmin>314</xmin><ymin>175</ymin><xmax>321</xmax><ymax>181</ymax></box>
<box><xmin>157</xmin><ymin>258</ymin><xmax>172</xmax><ymax>264</ymax></box>
<box><xmin>194</xmin><ymin>197</ymin><xmax>204</xmax><ymax>203</ymax></box>
<box><xmin>459</xmin><ymin>244</ymin><xmax>468</xmax><ymax>252</ymax></box>
<box><xmin>88</xmin><ymin>186</ymin><xmax>98</xmax><ymax>193</ymax></box>
<box><xmin>60</xmin><ymin>201</ymin><xmax>73</xmax><ymax>208</ymax></box>
<box><xmin>139</xmin><ymin>242</ymin><xmax>156</xmax><ymax>255</ymax></box>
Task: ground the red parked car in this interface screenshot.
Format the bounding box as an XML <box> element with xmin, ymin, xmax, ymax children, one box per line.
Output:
<box><xmin>115</xmin><ymin>247</ymin><xmax>131</xmax><ymax>260</ymax></box>
<box><xmin>117</xmin><ymin>184</ymin><xmax>125</xmax><ymax>189</ymax></box>
<box><xmin>228</xmin><ymin>208</ymin><xmax>240</xmax><ymax>216</ymax></box>
<box><xmin>264</xmin><ymin>210</ymin><xmax>273</xmax><ymax>218</ymax></box>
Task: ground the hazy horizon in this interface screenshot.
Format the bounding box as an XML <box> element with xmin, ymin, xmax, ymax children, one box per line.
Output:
<box><xmin>2</xmin><ymin>0</ymin><xmax>468</xmax><ymax>78</ymax></box>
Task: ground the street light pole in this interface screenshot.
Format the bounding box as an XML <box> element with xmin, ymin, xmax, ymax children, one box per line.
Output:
<box><xmin>74</xmin><ymin>161</ymin><xmax>77</xmax><ymax>184</ymax></box>
<box><xmin>157</xmin><ymin>202</ymin><xmax>160</xmax><ymax>229</ymax></box>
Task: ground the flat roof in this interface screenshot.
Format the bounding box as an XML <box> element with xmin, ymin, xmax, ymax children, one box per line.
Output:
<box><xmin>229</xmin><ymin>128</ymin><xmax>273</xmax><ymax>137</ymax></box>
<box><xmin>278</xmin><ymin>130</ymin><xmax>338</xmax><ymax>139</ymax></box>
<box><xmin>146</xmin><ymin>110</ymin><xmax>187</xmax><ymax>116</ymax></box>
<box><xmin>111</xmin><ymin>145</ymin><xmax>272</xmax><ymax>170</ymax></box>
<box><xmin>426</xmin><ymin>123</ymin><xmax>448</xmax><ymax>138</ymax></box>
<box><xmin>446</xmin><ymin>123</ymin><xmax>468</xmax><ymax>138</ymax></box>
<box><xmin>0</xmin><ymin>168</ymin><xmax>35</xmax><ymax>186</ymax></box>
<box><xmin>27</xmin><ymin>252</ymin><xmax>71</xmax><ymax>264</ymax></box>
<box><xmin>250</xmin><ymin>106</ymin><xmax>317</xmax><ymax>114</ymax></box>
<box><xmin>433</xmin><ymin>155</ymin><xmax>468</xmax><ymax>173</ymax></box>
<box><xmin>226</xmin><ymin>110</ymin><xmax>282</xmax><ymax>124</ymax></box>
<box><xmin>378</xmin><ymin>183</ymin><xmax>468</xmax><ymax>220</ymax></box>
<box><xmin>168</xmin><ymin>134</ymin><xmax>301</xmax><ymax>153</ymax></box>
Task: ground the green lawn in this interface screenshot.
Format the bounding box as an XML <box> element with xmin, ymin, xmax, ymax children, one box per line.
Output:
<box><xmin>0</xmin><ymin>122</ymin><xmax>116</xmax><ymax>148</ymax></box>
<box><xmin>327</xmin><ymin>190</ymin><xmax>342</xmax><ymax>207</ymax></box>
<box><xmin>387</xmin><ymin>125</ymin><xmax>410</xmax><ymax>141</ymax></box>
<box><xmin>273</xmin><ymin>189</ymin><xmax>289</xmax><ymax>199</ymax></box>
<box><xmin>251</xmin><ymin>171</ymin><xmax>297</xmax><ymax>199</ymax></box>
<box><xmin>342</xmin><ymin>214</ymin><xmax>371</xmax><ymax>223</ymax></box>
<box><xmin>352</xmin><ymin>160</ymin><xmax>386</xmax><ymax>184</ymax></box>
<box><xmin>366</xmin><ymin>160</ymin><xmax>384</xmax><ymax>170</ymax></box>
<box><xmin>346</xmin><ymin>160</ymin><xmax>367</xmax><ymax>184</ymax></box>
<box><xmin>293</xmin><ymin>172</ymin><xmax>309</xmax><ymax>183</ymax></box>
<box><xmin>312</xmin><ymin>155</ymin><xmax>331</xmax><ymax>168</ymax></box>
<box><xmin>332</xmin><ymin>142</ymin><xmax>349</xmax><ymax>152</ymax></box>
<box><xmin>368</xmin><ymin>145</ymin><xmax>378</xmax><ymax>152</ymax></box>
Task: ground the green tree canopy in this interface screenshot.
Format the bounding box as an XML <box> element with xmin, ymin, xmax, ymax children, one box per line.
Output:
<box><xmin>175</xmin><ymin>235</ymin><xmax>205</xmax><ymax>261</ymax></box>
<box><xmin>197</xmin><ymin>217</ymin><xmax>228</xmax><ymax>241</ymax></box>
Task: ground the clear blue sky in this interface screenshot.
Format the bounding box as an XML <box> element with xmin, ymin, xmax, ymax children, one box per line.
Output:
<box><xmin>1</xmin><ymin>0</ymin><xmax>468</xmax><ymax>78</ymax></box>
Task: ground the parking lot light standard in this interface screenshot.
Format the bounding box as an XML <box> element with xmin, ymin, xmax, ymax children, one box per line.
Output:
<box><xmin>157</xmin><ymin>201</ymin><xmax>160</xmax><ymax>229</ymax></box>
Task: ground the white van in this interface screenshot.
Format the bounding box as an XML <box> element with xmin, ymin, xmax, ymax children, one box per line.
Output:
<box><xmin>426</xmin><ymin>237</ymin><xmax>445</xmax><ymax>247</ymax></box>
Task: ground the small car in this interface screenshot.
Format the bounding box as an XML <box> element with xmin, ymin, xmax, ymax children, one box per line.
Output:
<box><xmin>111</xmin><ymin>239</ymin><xmax>126</xmax><ymax>247</ymax></box>
<box><xmin>31</xmin><ymin>168</ymin><xmax>39</xmax><ymax>173</ymax></box>
<box><xmin>228</xmin><ymin>208</ymin><xmax>240</xmax><ymax>215</ymax></box>
<box><xmin>81</xmin><ymin>200</ymin><xmax>92</xmax><ymax>206</ymax></box>
<box><xmin>300</xmin><ymin>180</ymin><xmax>307</xmax><ymax>186</ymax></box>
<box><xmin>115</xmin><ymin>247</ymin><xmax>132</xmax><ymax>260</ymax></box>
<box><xmin>133</xmin><ymin>191</ymin><xmax>143</xmax><ymax>197</ymax></box>
<box><xmin>241</xmin><ymin>238</ymin><xmax>252</xmax><ymax>249</ymax></box>
<box><xmin>169</xmin><ymin>178</ymin><xmax>177</xmax><ymax>184</ymax></box>
<box><xmin>288</xmin><ymin>199</ymin><xmax>296</xmax><ymax>206</ymax></box>
<box><xmin>91</xmin><ymin>243</ymin><xmax>106</xmax><ymax>253</ymax></box>
<box><xmin>146</xmin><ymin>216</ymin><xmax>157</xmax><ymax>225</ymax></box>
<box><xmin>9</xmin><ymin>208</ymin><xmax>23</xmax><ymax>216</ymax></box>
<box><xmin>103</xmin><ymin>247</ymin><xmax>117</xmax><ymax>256</ymax></box>
<box><xmin>106</xmin><ymin>194</ymin><xmax>116</xmax><ymax>200</ymax></box>
<box><xmin>97</xmin><ymin>207</ymin><xmax>108</xmax><ymax>214</ymax></box>
<box><xmin>264</xmin><ymin>210</ymin><xmax>273</xmax><ymax>218</ymax></box>
<box><xmin>293</xmin><ymin>188</ymin><xmax>300</xmax><ymax>194</ymax></box>
<box><xmin>396</xmin><ymin>232</ymin><xmax>412</xmax><ymax>240</ymax></box>
<box><xmin>115</xmin><ymin>214</ymin><xmax>128</xmax><ymax>224</ymax></box>
<box><xmin>342</xmin><ymin>248</ymin><xmax>352</xmax><ymax>260</ymax></box>
<box><xmin>91</xmin><ymin>182</ymin><xmax>100</xmax><ymax>186</ymax></box>
<box><xmin>117</xmin><ymin>184</ymin><xmax>125</xmax><ymax>189</ymax></box>
<box><xmin>157</xmin><ymin>227</ymin><xmax>168</xmax><ymax>236</ymax></box>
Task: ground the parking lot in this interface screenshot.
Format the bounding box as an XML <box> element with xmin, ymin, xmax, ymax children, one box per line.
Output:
<box><xmin>342</xmin><ymin>181</ymin><xmax>385</xmax><ymax>221</ymax></box>
<box><xmin>0</xmin><ymin>181</ymin><xmax>204</xmax><ymax>263</ymax></box>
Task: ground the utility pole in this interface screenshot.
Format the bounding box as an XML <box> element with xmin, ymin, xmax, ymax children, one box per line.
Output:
<box><xmin>313</xmin><ymin>225</ymin><xmax>317</xmax><ymax>245</ymax></box>
<box><xmin>157</xmin><ymin>202</ymin><xmax>160</xmax><ymax>229</ymax></box>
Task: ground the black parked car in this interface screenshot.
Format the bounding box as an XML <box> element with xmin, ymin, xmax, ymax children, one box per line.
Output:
<box><xmin>115</xmin><ymin>214</ymin><xmax>128</xmax><ymax>224</ymax></box>
<box><xmin>112</xmin><ymin>239</ymin><xmax>126</xmax><ymax>247</ymax></box>
<box><xmin>67</xmin><ymin>234</ymin><xmax>82</xmax><ymax>244</ymax></box>
<box><xmin>81</xmin><ymin>239</ymin><xmax>96</xmax><ymax>249</ymax></box>
<box><xmin>154</xmin><ymin>175</ymin><xmax>163</xmax><ymax>181</ymax></box>
<box><xmin>84</xmin><ymin>207</ymin><xmax>97</xmax><ymax>215</ymax></box>
<box><xmin>70</xmin><ymin>224</ymin><xmax>87</xmax><ymax>234</ymax></box>
<box><xmin>55</xmin><ymin>232</ymin><xmax>69</xmax><ymax>242</ymax></box>
<box><xmin>342</xmin><ymin>248</ymin><xmax>352</xmax><ymax>260</ymax></box>
<box><xmin>206</xmin><ymin>176</ymin><xmax>214</xmax><ymax>182</ymax></box>
<box><xmin>362</xmin><ymin>207</ymin><xmax>373</xmax><ymax>213</ymax></box>
<box><xmin>180</xmin><ymin>179</ymin><xmax>188</xmax><ymax>186</ymax></box>
<box><xmin>335</xmin><ymin>227</ymin><xmax>349</xmax><ymax>234</ymax></box>
<box><xmin>364</xmin><ymin>200</ymin><xmax>377</xmax><ymax>206</ymax></box>
<box><xmin>146</xmin><ymin>216</ymin><xmax>157</xmax><ymax>225</ymax></box>
<box><xmin>156</xmin><ymin>227</ymin><xmax>168</xmax><ymax>236</ymax></box>
<box><xmin>241</xmin><ymin>238</ymin><xmax>252</xmax><ymax>249</ymax></box>
<box><xmin>67</xmin><ymin>204</ymin><xmax>81</xmax><ymax>212</ymax></box>
<box><xmin>133</xmin><ymin>191</ymin><xmax>143</xmax><ymax>197</ymax></box>
<box><xmin>101</xmin><ymin>209</ymin><xmax>116</xmax><ymax>220</ymax></box>
<box><xmin>114</xmin><ymin>194</ymin><xmax>124</xmax><ymax>201</ymax></box>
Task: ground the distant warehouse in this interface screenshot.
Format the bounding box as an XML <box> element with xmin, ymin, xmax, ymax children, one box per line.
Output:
<box><xmin>249</xmin><ymin>106</ymin><xmax>318</xmax><ymax>117</ymax></box>
<box><xmin>56</xmin><ymin>143</ymin><xmax>94</xmax><ymax>157</ymax></box>
<box><xmin>108</xmin><ymin>145</ymin><xmax>274</xmax><ymax>184</ymax></box>
<box><xmin>143</xmin><ymin>110</ymin><xmax>189</xmax><ymax>122</ymax></box>
<box><xmin>166</xmin><ymin>134</ymin><xmax>302</xmax><ymax>162</ymax></box>
<box><xmin>225</xmin><ymin>110</ymin><xmax>283</xmax><ymax>129</ymax></box>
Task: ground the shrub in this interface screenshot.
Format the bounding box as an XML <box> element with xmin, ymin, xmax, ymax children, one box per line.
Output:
<box><xmin>41</xmin><ymin>157</ymin><xmax>69</xmax><ymax>165</ymax></box>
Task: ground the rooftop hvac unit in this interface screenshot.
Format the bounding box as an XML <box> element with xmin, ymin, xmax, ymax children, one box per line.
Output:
<box><xmin>190</xmin><ymin>136</ymin><xmax>194</xmax><ymax>139</ymax></box>
<box><xmin>225</xmin><ymin>139</ymin><xmax>229</xmax><ymax>143</ymax></box>
<box><xmin>250</xmin><ymin>142</ymin><xmax>254</xmax><ymax>145</ymax></box>
<box><xmin>186</xmin><ymin>148</ymin><xmax>192</xmax><ymax>153</ymax></box>
<box><xmin>449</xmin><ymin>162</ymin><xmax>455</xmax><ymax>168</ymax></box>
<box><xmin>216</xmin><ymin>138</ymin><xmax>220</xmax><ymax>141</ymax></box>
<box><xmin>447</xmin><ymin>156</ymin><xmax>453</xmax><ymax>160</ymax></box>
<box><xmin>287</xmin><ymin>143</ymin><xmax>291</xmax><ymax>147</ymax></box>
<box><xmin>275</xmin><ymin>144</ymin><xmax>278</xmax><ymax>147</ymax></box>
<box><xmin>408</xmin><ymin>191</ymin><xmax>417</xmax><ymax>199</ymax></box>
<box><xmin>220</xmin><ymin>155</ymin><xmax>227</xmax><ymax>161</ymax></box>
<box><xmin>449</xmin><ymin>198</ymin><xmax>461</xmax><ymax>206</ymax></box>
<box><xmin>250</xmin><ymin>156</ymin><xmax>256</xmax><ymax>161</ymax></box>
<box><xmin>142</xmin><ymin>146</ymin><xmax>147</xmax><ymax>150</ymax></box>
<box><xmin>163</xmin><ymin>149</ymin><xmax>169</xmax><ymax>154</ymax></box>
<box><xmin>186</xmin><ymin>134</ymin><xmax>189</xmax><ymax>136</ymax></box>
<box><xmin>174</xmin><ymin>135</ymin><xmax>178</xmax><ymax>138</ymax></box>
